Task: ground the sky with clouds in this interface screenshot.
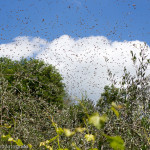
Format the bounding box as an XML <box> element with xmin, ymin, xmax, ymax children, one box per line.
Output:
<box><xmin>0</xmin><ymin>0</ymin><xmax>150</xmax><ymax>102</ymax></box>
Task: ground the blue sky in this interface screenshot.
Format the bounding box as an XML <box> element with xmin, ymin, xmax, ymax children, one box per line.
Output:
<box><xmin>1</xmin><ymin>0</ymin><xmax>150</xmax><ymax>101</ymax></box>
<box><xmin>0</xmin><ymin>0</ymin><xmax>150</xmax><ymax>44</ymax></box>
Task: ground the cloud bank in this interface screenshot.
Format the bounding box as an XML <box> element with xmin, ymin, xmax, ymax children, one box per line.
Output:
<box><xmin>0</xmin><ymin>35</ymin><xmax>150</xmax><ymax>102</ymax></box>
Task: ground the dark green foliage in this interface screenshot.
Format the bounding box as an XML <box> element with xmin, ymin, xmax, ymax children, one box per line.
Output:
<box><xmin>0</xmin><ymin>79</ymin><xmax>150</xmax><ymax>149</ymax></box>
<box><xmin>68</xmin><ymin>98</ymin><xmax>96</xmax><ymax>127</ymax></box>
<box><xmin>97</xmin><ymin>84</ymin><xmax>126</xmax><ymax>113</ymax></box>
<box><xmin>0</xmin><ymin>57</ymin><xmax>66</xmax><ymax>107</ymax></box>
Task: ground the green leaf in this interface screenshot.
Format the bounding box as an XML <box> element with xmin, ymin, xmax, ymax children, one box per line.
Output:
<box><xmin>28</xmin><ymin>144</ymin><xmax>32</xmax><ymax>149</ymax></box>
<box><xmin>8</xmin><ymin>137</ymin><xmax>14</xmax><ymax>142</ymax></box>
<box><xmin>39</xmin><ymin>142</ymin><xmax>46</xmax><ymax>147</ymax></box>
<box><xmin>104</xmin><ymin>135</ymin><xmax>125</xmax><ymax>150</ymax></box>
<box><xmin>15</xmin><ymin>139</ymin><xmax>24</xmax><ymax>146</ymax></box>
<box><xmin>111</xmin><ymin>106</ymin><xmax>119</xmax><ymax>118</ymax></box>
<box><xmin>85</xmin><ymin>134</ymin><xmax>95</xmax><ymax>142</ymax></box>
<box><xmin>75</xmin><ymin>127</ymin><xmax>86</xmax><ymax>133</ymax></box>
<box><xmin>40</xmin><ymin>135</ymin><xmax>59</xmax><ymax>146</ymax></box>
<box><xmin>72</xmin><ymin>142</ymin><xmax>81</xmax><ymax>150</ymax></box>
<box><xmin>89</xmin><ymin>113</ymin><xmax>108</xmax><ymax>129</ymax></box>
<box><xmin>1</xmin><ymin>134</ymin><xmax>11</xmax><ymax>141</ymax></box>
<box><xmin>63</xmin><ymin>128</ymin><xmax>75</xmax><ymax>137</ymax></box>
<box><xmin>3</xmin><ymin>124</ymin><xmax>11</xmax><ymax>128</ymax></box>
<box><xmin>45</xmin><ymin>145</ymin><xmax>53</xmax><ymax>150</ymax></box>
<box><xmin>57</xmin><ymin>127</ymin><xmax>64</xmax><ymax>135</ymax></box>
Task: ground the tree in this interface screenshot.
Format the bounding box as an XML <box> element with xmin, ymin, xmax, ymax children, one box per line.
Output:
<box><xmin>0</xmin><ymin>57</ymin><xmax>66</xmax><ymax>107</ymax></box>
<box><xmin>96</xmin><ymin>84</ymin><xmax>126</xmax><ymax>113</ymax></box>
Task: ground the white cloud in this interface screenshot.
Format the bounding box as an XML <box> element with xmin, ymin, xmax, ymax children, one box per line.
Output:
<box><xmin>0</xmin><ymin>36</ymin><xmax>47</xmax><ymax>61</ymax></box>
<box><xmin>0</xmin><ymin>35</ymin><xmax>150</xmax><ymax>102</ymax></box>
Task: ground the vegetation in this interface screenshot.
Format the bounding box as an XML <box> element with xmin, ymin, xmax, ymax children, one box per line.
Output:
<box><xmin>0</xmin><ymin>57</ymin><xmax>66</xmax><ymax>107</ymax></box>
<box><xmin>0</xmin><ymin>47</ymin><xmax>150</xmax><ymax>149</ymax></box>
<box><xmin>96</xmin><ymin>84</ymin><xmax>126</xmax><ymax>113</ymax></box>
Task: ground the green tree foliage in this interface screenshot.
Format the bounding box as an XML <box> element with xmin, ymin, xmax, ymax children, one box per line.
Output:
<box><xmin>96</xmin><ymin>84</ymin><xmax>126</xmax><ymax>113</ymax></box>
<box><xmin>0</xmin><ymin>57</ymin><xmax>66</xmax><ymax>106</ymax></box>
<box><xmin>68</xmin><ymin>98</ymin><xmax>96</xmax><ymax>127</ymax></box>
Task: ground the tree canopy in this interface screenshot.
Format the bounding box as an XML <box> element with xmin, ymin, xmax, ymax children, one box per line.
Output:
<box><xmin>97</xmin><ymin>84</ymin><xmax>126</xmax><ymax>112</ymax></box>
<box><xmin>0</xmin><ymin>57</ymin><xmax>66</xmax><ymax>106</ymax></box>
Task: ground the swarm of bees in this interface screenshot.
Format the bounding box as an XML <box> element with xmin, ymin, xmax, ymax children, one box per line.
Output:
<box><xmin>0</xmin><ymin>1</ymin><xmax>149</xmax><ymax>101</ymax></box>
